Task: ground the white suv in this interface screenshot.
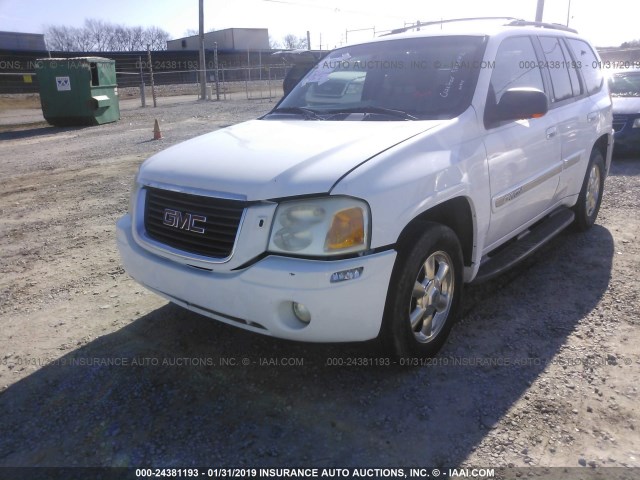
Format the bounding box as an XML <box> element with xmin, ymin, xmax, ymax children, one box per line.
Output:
<box><xmin>117</xmin><ymin>18</ymin><xmax>613</xmax><ymax>357</ymax></box>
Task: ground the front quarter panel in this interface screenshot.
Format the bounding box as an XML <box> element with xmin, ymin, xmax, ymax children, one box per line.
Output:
<box><xmin>331</xmin><ymin>110</ymin><xmax>489</xmax><ymax>262</ymax></box>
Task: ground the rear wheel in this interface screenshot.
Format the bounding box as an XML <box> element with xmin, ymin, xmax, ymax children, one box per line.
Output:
<box><xmin>574</xmin><ymin>149</ymin><xmax>605</xmax><ymax>231</ymax></box>
<box><xmin>383</xmin><ymin>223</ymin><xmax>463</xmax><ymax>358</ymax></box>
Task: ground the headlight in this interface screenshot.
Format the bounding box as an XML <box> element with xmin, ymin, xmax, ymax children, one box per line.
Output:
<box><xmin>268</xmin><ymin>197</ymin><xmax>370</xmax><ymax>256</ymax></box>
<box><xmin>632</xmin><ymin>117</ymin><xmax>640</xmax><ymax>128</ymax></box>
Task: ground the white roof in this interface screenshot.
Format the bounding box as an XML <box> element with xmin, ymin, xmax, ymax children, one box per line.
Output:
<box><xmin>344</xmin><ymin>18</ymin><xmax>584</xmax><ymax>48</ymax></box>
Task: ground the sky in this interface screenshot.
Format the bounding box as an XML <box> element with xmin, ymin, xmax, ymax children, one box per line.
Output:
<box><xmin>0</xmin><ymin>0</ymin><xmax>637</xmax><ymax>49</ymax></box>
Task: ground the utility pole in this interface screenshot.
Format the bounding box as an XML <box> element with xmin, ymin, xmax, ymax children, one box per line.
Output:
<box><xmin>147</xmin><ymin>48</ymin><xmax>157</xmax><ymax>107</ymax></box>
<box><xmin>199</xmin><ymin>0</ymin><xmax>207</xmax><ymax>100</ymax></box>
<box><xmin>535</xmin><ymin>0</ymin><xmax>544</xmax><ymax>22</ymax></box>
<box><xmin>138</xmin><ymin>55</ymin><xmax>146</xmax><ymax>107</ymax></box>
<box><xmin>213</xmin><ymin>42</ymin><xmax>220</xmax><ymax>100</ymax></box>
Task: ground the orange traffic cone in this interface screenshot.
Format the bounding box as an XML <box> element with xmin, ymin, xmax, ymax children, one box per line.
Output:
<box><xmin>153</xmin><ymin>119</ymin><xmax>162</xmax><ymax>140</ymax></box>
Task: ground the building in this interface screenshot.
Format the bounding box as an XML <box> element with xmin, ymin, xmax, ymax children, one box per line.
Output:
<box><xmin>597</xmin><ymin>47</ymin><xmax>640</xmax><ymax>65</ymax></box>
<box><xmin>167</xmin><ymin>28</ymin><xmax>270</xmax><ymax>51</ymax></box>
<box><xmin>0</xmin><ymin>31</ymin><xmax>46</xmax><ymax>51</ymax></box>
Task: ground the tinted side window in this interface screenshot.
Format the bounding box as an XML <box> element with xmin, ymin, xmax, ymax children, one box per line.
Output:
<box><xmin>567</xmin><ymin>39</ymin><xmax>603</xmax><ymax>95</ymax></box>
<box><xmin>489</xmin><ymin>36</ymin><xmax>545</xmax><ymax>105</ymax></box>
<box><xmin>560</xmin><ymin>39</ymin><xmax>582</xmax><ymax>96</ymax></box>
<box><xmin>539</xmin><ymin>37</ymin><xmax>573</xmax><ymax>102</ymax></box>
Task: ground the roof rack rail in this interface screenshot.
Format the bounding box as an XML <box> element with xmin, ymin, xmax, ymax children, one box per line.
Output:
<box><xmin>382</xmin><ymin>17</ymin><xmax>578</xmax><ymax>36</ymax></box>
<box><xmin>383</xmin><ymin>17</ymin><xmax>522</xmax><ymax>35</ymax></box>
<box><xmin>506</xmin><ymin>20</ymin><xmax>578</xmax><ymax>33</ymax></box>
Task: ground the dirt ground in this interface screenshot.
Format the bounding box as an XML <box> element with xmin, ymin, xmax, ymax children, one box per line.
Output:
<box><xmin>0</xmin><ymin>94</ymin><xmax>638</xmax><ymax>476</ymax></box>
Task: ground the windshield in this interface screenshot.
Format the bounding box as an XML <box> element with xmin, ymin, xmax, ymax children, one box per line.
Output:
<box><xmin>609</xmin><ymin>71</ymin><xmax>640</xmax><ymax>97</ymax></box>
<box><xmin>271</xmin><ymin>35</ymin><xmax>487</xmax><ymax>120</ymax></box>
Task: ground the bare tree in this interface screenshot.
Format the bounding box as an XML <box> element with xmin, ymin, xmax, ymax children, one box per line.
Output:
<box><xmin>282</xmin><ymin>34</ymin><xmax>308</xmax><ymax>49</ymax></box>
<box><xmin>45</xmin><ymin>25</ymin><xmax>77</xmax><ymax>51</ymax></box>
<box><xmin>84</xmin><ymin>19</ymin><xmax>113</xmax><ymax>51</ymax></box>
<box><xmin>143</xmin><ymin>26</ymin><xmax>170</xmax><ymax>50</ymax></box>
<box><xmin>269</xmin><ymin>35</ymin><xmax>281</xmax><ymax>49</ymax></box>
<box><xmin>44</xmin><ymin>19</ymin><xmax>170</xmax><ymax>51</ymax></box>
<box><xmin>110</xmin><ymin>26</ymin><xmax>129</xmax><ymax>51</ymax></box>
<box><xmin>128</xmin><ymin>26</ymin><xmax>145</xmax><ymax>51</ymax></box>
<box><xmin>620</xmin><ymin>39</ymin><xmax>640</xmax><ymax>48</ymax></box>
<box><xmin>73</xmin><ymin>26</ymin><xmax>94</xmax><ymax>51</ymax></box>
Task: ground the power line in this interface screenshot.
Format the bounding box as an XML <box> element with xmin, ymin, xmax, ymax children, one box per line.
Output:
<box><xmin>261</xmin><ymin>0</ymin><xmax>407</xmax><ymax>19</ymax></box>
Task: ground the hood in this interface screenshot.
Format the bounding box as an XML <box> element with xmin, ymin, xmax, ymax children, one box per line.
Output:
<box><xmin>137</xmin><ymin>119</ymin><xmax>442</xmax><ymax>201</ymax></box>
<box><xmin>612</xmin><ymin>96</ymin><xmax>640</xmax><ymax>115</ymax></box>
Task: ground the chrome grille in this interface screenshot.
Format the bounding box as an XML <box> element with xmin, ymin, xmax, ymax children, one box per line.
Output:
<box><xmin>144</xmin><ymin>187</ymin><xmax>246</xmax><ymax>259</ymax></box>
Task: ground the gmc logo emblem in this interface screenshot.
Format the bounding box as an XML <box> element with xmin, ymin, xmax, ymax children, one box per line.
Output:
<box><xmin>162</xmin><ymin>208</ymin><xmax>207</xmax><ymax>234</ymax></box>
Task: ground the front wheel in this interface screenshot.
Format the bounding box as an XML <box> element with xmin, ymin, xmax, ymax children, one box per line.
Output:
<box><xmin>382</xmin><ymin>223</ymin><xmax>463</xmax><ymax>358</ymax></box>
<box><xmin>574</xmin><ymin>149</ymin><xmax>605</xmax><ymax>231</ymax></box>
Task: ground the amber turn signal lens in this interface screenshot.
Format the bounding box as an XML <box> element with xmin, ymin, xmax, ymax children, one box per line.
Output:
<box><xmin>324</xmin><ymin>207</ymin><xmax>365</xmax><ymax>251</ymax></box>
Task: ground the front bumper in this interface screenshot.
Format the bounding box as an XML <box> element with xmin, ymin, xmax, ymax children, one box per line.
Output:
<box><xmin>613</xmin><ymin>116</ymin><xmax>640</xmax><ymax>156</ymax></box>
<box><xmin>116</xmin><ymin>214</ymin><xmax>397</xmax><ymax>342</ymax></box>
<box><xmin>613</xmin><ymin>130</ymin><xmax>640</xmax><ymax>156</ymax></box>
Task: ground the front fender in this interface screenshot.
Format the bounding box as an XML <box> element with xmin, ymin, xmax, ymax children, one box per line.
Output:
<box><xmin>331</xmin><ymin>119</ymin><xmax>490</xmax><ymax>278</ymax></box>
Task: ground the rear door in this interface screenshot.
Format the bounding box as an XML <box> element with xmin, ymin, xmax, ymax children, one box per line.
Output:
<box><xmin>537</xmin><ymin>35</ymin><xmax>596</xmax><ymax>200</ymax></box>
<box><xmin>561</xmin><ymin>38</ymin><xmax>607</xmax><ymax>196</ymax></box>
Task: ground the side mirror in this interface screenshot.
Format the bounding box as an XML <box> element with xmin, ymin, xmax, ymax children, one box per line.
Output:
<box><xmin>489</xmin><ymin>88</ymin><xmax>548</xmax><ymax>124</ymax></box>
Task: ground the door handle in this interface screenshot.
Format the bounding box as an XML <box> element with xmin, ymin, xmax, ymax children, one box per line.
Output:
<box><xmin>546</xmin><ymin>127</ymin><xmax>557</xmax><ymax>140</ymax></box>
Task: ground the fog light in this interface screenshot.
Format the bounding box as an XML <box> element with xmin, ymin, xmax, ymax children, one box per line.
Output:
<box><xmin>330</xmin><ymin>267</ymin><xmax>363</xmax><ymax>283</ymax></box>
<box><xmin>292</xmin><ymin>302</ymin><xmax>311</xmax><ymax>323</ymax></box>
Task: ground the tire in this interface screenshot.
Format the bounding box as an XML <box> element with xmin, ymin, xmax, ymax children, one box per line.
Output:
<box><xmin>574</xmin><ymin>149</ymin><xmax>605</xmax><ymax>231</ymax></box>
<box><xmin>382</xmin><ymin>222</ymin><xmax>463</xmax><ymax>358</ymax></box>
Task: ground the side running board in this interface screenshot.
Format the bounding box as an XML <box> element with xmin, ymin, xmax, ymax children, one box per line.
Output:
<box><xmin>473</xmin><ymin>208</ymin><xmax>575</xmax><ymax>284</ymax></box>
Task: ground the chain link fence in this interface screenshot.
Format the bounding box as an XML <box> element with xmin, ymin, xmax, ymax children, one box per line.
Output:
<box><xmin>117</xmin><ymin>65</ymin><xmax>288</xmax><ymax>103</ymax></box>
<box><xmin>0</xmin><ymin>49</ymin><xmax>291</xmax><ymax>102</ymax></box>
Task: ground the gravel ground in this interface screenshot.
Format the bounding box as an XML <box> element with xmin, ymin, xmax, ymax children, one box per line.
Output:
<box><xmin>0</xmin><ymin>96</ymin><xmax>638</xmax><ymax>476</ymax></box>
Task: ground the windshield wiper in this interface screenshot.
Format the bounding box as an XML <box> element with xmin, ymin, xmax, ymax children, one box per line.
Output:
<box><xmin>326</xmin><ymin>106</ymin><xmax>418</xmax><ymax>121</ymax></box>
<box><xmin>269</xmin><ymin>106</ymin><xmax>324</xmax><ymax>120</ymax></box>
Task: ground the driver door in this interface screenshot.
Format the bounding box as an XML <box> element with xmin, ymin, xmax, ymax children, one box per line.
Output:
<box><xmin>483</xmin><ymin>35</ymin><xmax>562</xmax><ymax>250</ymax></box>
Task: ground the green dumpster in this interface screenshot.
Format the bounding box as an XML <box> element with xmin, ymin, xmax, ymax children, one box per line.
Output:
<box><xmin>35</xmin><ymin>57</ymin><xmax>120</xmax><ymax>126</ymax></box>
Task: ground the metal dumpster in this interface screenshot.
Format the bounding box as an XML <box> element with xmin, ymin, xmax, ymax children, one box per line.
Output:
<box><xmin>35</xmin><ymin>57</ymin><xmax>120</xmax><ymax>126</ymax></box>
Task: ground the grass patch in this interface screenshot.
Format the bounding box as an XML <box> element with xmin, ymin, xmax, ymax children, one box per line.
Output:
<box><xmin>0</xmin><ymin>94</ymin><xmax>41</xmax><ymax>111</ymax></box>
